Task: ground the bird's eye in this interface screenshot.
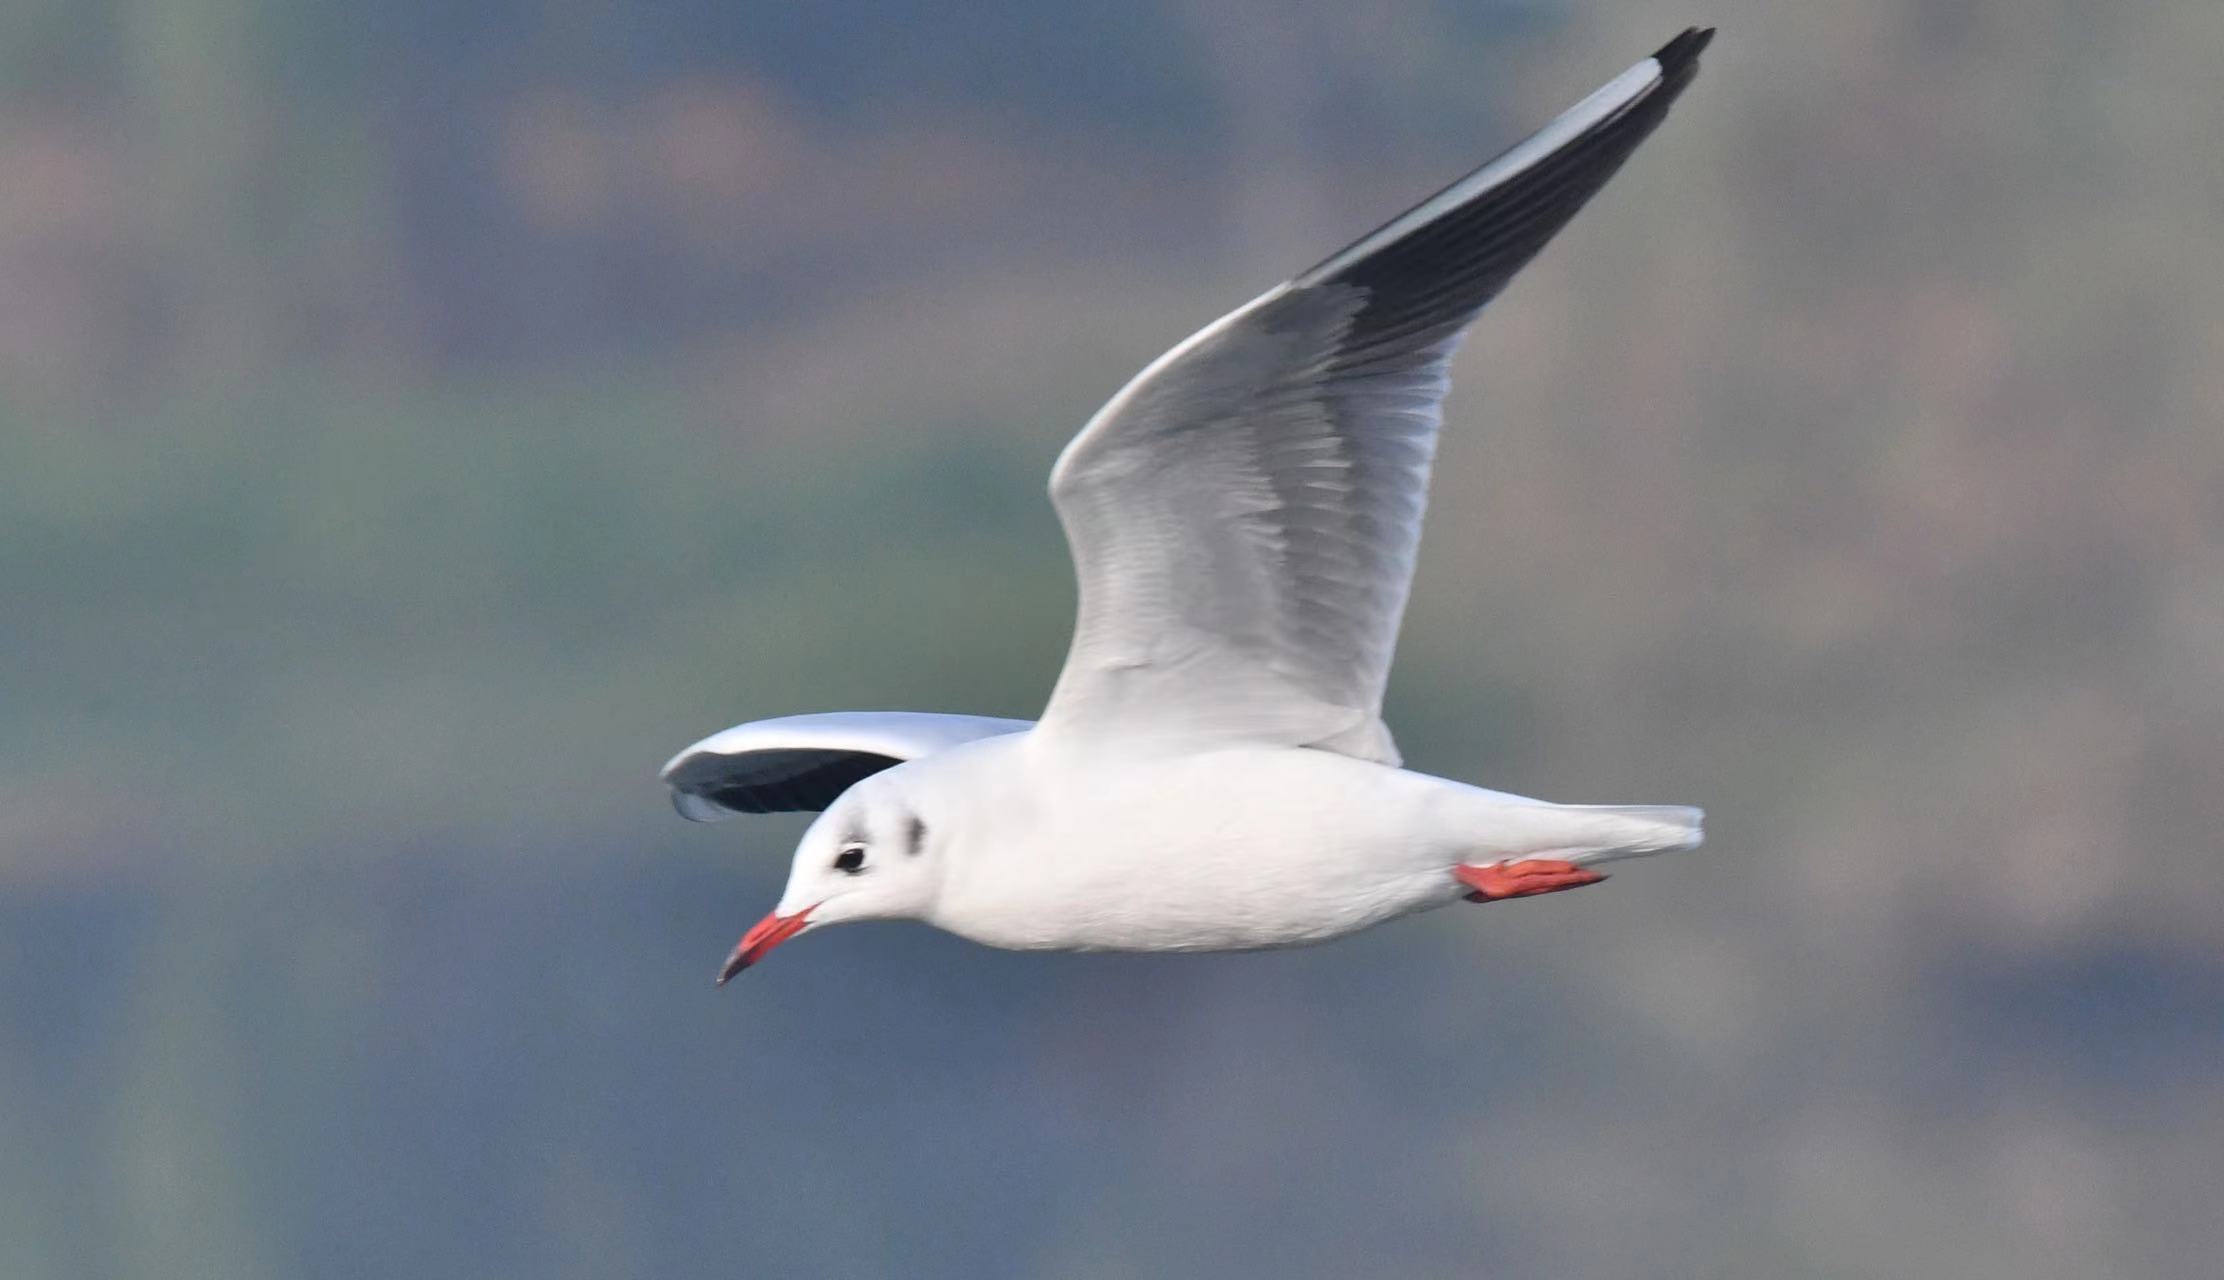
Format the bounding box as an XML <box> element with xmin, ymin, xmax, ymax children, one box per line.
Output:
<box><xmin>833</xmin><ymin>846</ymin><xmax>866</xmax><ymax>874</ymax></box>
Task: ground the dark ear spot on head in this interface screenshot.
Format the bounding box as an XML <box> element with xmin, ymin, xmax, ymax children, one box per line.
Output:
<box><xmin>905</xmin><ymin>815</ymin><xmax>928</xmax><ymax>856</ymax></box>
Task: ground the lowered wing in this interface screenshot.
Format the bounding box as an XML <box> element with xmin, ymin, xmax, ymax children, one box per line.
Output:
<box><xmin>660</xmin><ymin>711</ymin><xmax>1033</xmax><ymax>821</ymax></box>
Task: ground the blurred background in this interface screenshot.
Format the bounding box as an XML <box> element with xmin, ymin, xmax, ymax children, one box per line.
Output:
<box><xmin>4</xmin><ymin>1</ymin><xmax>2221</xmax><ymax>1276</ymax></box>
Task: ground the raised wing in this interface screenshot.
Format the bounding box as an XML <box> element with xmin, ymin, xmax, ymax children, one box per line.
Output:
<box><xmin>660</xmin><ymin>711</ymin><xmax>1033</xmax><ymax>821</ymax></box>
<box><xmin>1038</xmin><ymin>29</ymin><xmax>1711</xmax><ymax>762</ymax></box>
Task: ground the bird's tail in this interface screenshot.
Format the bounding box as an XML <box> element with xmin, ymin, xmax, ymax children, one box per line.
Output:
<box><xmin>1551</xmin><ymin>804</ymin><xmax>1706</xmax><ymax>866</ymax></box>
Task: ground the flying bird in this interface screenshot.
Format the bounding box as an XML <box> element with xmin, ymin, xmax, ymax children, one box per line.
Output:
<box><xmin>663</xmin><ymin>29</ymin><xmax>1715</xmax><ymax>982</ymax></box>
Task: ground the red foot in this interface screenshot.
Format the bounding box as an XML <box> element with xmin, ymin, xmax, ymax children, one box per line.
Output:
<box><xmin>1456</xmin><ymin>859</ymin><xmax>1606</xmax><ymax>903</ymax></box>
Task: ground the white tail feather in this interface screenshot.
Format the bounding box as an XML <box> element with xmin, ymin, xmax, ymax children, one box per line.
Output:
<box><xmin>1555</xmin><ymin>804</ymin><xmax>1705</xmax><ymax>865</ymax></box>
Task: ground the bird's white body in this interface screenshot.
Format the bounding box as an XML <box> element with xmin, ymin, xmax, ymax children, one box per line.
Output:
<box><xmin>929</xmin><ymin>739</ymin><xmax>1472</xmax><ymax>951</ymax></box>
<box><xmin>659</xmin><ymin>30</ymin><xmax>1719</xmax><ymax>977</ymax></box>
<box><xmin>894</xmin><ymin>734</ymin><xmax>1697</xmax><ymax>952</ymax></box>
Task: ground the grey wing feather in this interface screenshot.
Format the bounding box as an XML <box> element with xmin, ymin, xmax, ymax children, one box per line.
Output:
<box><xmin>1037</xmin><ymin>30</ymin><xmax>1712</xmax><ymax>760</ymax></box>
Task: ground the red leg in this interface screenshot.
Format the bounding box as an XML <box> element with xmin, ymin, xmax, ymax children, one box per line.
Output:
<box><xmin>1455</xmin><ymin>859</ymin><xmax>1606</xmax><ymax>903</ymax></box>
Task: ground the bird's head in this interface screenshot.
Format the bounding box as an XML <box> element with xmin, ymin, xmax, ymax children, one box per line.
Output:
<box><xmin>716</xmin><ymin>770</ymin><xmax>941</xmax><ymax>982</ymax></box>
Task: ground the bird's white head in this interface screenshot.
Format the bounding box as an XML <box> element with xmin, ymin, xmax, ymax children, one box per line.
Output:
<box><xmin>716</xmin><ymin>770</ymin><xmax>942</xmax><ymax>982</ymax></box>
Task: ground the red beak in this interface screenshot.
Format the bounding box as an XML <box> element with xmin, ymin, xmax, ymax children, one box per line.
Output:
<box><xmin>717</xmin><ymin>904</ymin><xmax>815</xmax><ymax>985</ymax></box>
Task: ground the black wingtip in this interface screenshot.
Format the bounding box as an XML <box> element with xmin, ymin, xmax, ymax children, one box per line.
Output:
<box><xmin>1652</xmin><ymin>27</ymin><xmax>1716</xmax><ymax>79</ymax></box>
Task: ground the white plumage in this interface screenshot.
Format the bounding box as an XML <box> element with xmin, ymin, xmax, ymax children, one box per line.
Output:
<box><xmin>661</xmin><ymin>30</ymin><xmax>1716</xmax><ymax>979</ymax></box>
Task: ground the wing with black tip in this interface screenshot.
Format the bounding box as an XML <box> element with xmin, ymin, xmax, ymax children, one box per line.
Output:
<box><xmin>1038</xmin><ymin>30</ymin><xmax>1713</xmax><ymax>762</ymax></box>
<box><xmin>660</xmin><ymin>711</ymin><xmax>1033</xmax><ymax>821</ymax></box>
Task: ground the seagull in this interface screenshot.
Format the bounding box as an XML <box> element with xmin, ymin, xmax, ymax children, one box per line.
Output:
<box><xmin>664</xmin><ymin>29</ymin><xmax>1715</xmax><ymax>982</ymax></box>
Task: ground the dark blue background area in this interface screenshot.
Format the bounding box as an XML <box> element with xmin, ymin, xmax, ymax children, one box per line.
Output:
<box><xmin>10</xmin><ymin>856</ymin><xmax>2215</xmax><ymax>1276</ymax></box>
